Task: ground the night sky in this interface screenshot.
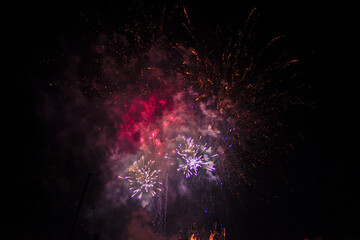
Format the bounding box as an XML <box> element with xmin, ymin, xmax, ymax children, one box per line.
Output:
<box><xmin>6</xmin><ymin>0</ymin><xmax>358</xmax><ymax>240</ymax></box>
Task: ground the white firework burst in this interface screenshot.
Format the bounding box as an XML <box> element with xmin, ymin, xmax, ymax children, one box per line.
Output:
<box><xmin>124</xmin><ymin>156</ymin><xmax>162</xmax><ymax>199</ymax></box>
<box><xmin>175</xmin><ymin>136</ymin><xmax>217</xmax><ymax>178</ymax></box>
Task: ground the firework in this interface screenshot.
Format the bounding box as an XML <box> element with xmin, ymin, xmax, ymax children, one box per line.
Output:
<box><xmin>56</xmin><ymin>4</ymin><xmax>304</xmax><ymax>238</ymax></box>
<box><xmin>124</xmin><ymin>156</ymin><xmax>163</xmax><ymax>200</ymax></box>
<box><xmin>175</xmin><ymin>136</ymin><xmax>217</xmax><ymax>178</ymax></box>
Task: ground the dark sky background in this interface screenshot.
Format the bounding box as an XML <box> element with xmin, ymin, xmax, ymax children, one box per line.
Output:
<box><xmin>6</xmin><ymin>0</ymin><xmax>358</xmax><ymax>239</ymax></box>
